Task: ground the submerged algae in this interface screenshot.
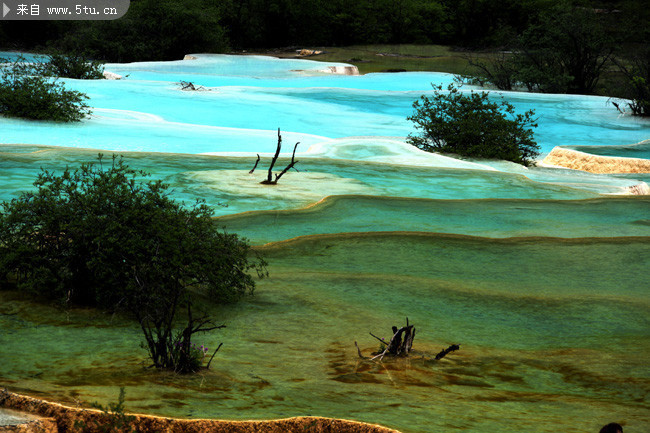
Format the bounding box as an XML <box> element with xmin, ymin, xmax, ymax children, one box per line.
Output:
<box><xmin>1</xmin><ymin>233</ymin><xmax>648</xmax><ymax>433</ymax></box>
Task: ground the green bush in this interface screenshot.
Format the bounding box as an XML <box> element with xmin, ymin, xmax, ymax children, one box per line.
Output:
<box><xmin>627</xmin><ymin>76</ymin><xmax>650</xmax><ymax>116</ymax></box>
<box><xmin>407</xmin><ymin>84</ymin><xmax>539</xmax><ymax>166</ymax></box>
<box><xmin>613</xmin><ymin>45</ymin><xmax>650</xmax><ymax>117</ymax></box>
<box><xmin>41</xmin><ymin>53</ymin><xmax>105</xmax><ymax>79</ymax></box>
<box><xmin>0</xmin><ymin>155</ymin><xmax>266</xmax><ymax>372</ymax></box>
<box><xmin>0</xmin><ymin>56</ymin><xmax>91</xmax><ymax>121</ymax></box>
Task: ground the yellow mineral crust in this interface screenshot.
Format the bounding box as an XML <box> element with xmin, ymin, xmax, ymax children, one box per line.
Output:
<box><xmin>0</xmin><ymin>389</ymin><xmax>401</xmax><ymax>433</ymax></box>
<box><xmin>542</xmin><ymin>146</ymin><xmax>650</xmax><ymax>174</ymax></box>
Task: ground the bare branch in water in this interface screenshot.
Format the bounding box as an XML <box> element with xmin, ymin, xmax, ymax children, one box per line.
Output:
<box><xmin>259</xmin><ymin>129</ymin><xmax>300</xmax><ymax>185</ymax></box>
<box><xmin>206</xmin><ymin>342</ymin><xmax>223</xmax><ymax>369</ymax></box>
<box><xmin>434</xmin><ymin>344</ymin><xmax>460</xmax><ymax>360</ymax></box>
<box><xmin>249</xmin><ymin>154</ymin><xmax>260</xmax><ymax>174</ymax></box>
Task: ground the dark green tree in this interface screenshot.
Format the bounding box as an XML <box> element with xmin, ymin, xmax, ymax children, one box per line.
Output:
<box><xmin>51</xmin><ymin>0</ymin><xmax>230</xmax><ymax>63</ymax></box>
<box><xmin>0</xmin><ymin>56</ymin><xmax>91</xmax><ymax>121</ymax></box>
<box><xmin>516</xmin><ymin>5</ymin><xmax>614</xmax><ymax>94</ymax></box>
<box><xmin>0</xmin><ymin>155</ymin><xmax>266</xmax><ymax>373</ymax></box>
<box><xmin>466</xmin><ymin>4</ymin><xmax>615</xmax><ymax>94</ymax></box>
<box><xmin>439</xmin><ymin>0</ymin><xmax>544</xmax><ymax>47</ymax></box>
<box><xmin>612</xmin><ymin>45</ymin><xmax>650</xmax><ymax>116</ymax></box>
<box><xmin>407</xmin><ymin>84</ymin><xmax>539</xmax><ymax>166</ymax></box>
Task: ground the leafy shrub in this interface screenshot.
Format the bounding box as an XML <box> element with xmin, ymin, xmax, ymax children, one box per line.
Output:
<box><xmin>0</xmin><ymin>155</ymin><xmax>266</xmax><ymax>372</ymax></box>
<box><xmin>627</xmin><ymin>76</ymin><xmax>650</xmax><ymax>116</ymax></box>
<box><xmin>169</xmin><ymin>340</ymin><xmax>210</xmax><ymax>372</ymax></box>
<box><xmin>612</xmin><ymin>45</ymin><xmax>650</xmax><ymax>117</ymax></box>
<box><xmin>0</xmin><ymin>56</ymin><xmax>91</xmax><ymax>121</ymax></box>
<box><xmin>407</xmin><ymin>84</ymin><xmax>539</xmax><ymax>166</ymax></box>
<box><xmin>41</xmin><ymin>53</ymin><xmax>105</xmax><ymax>79</ymax></box>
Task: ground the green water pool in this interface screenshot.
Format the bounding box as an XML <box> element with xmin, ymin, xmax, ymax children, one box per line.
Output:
<box><xmin>1</xmin><ymin>233</ymin><xmax>648</xmax><ymax>433</ymax></box>
<box><xmin>1</xmin><ymin>52</ymin><xmax>649</xmax><ymax>433</ymax></box>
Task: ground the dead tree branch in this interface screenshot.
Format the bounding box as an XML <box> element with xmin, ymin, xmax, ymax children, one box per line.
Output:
<box><xmin>249</xmin><ymin>154</ymin><xmax>260</xmax><ymax>174</ymax></box>
<box><xmin>273</xmin><ymin>142</ymin><xmax>300</xmax><ymax>182</ymax></box>
<box><xmin>358</xmin><ymin>318</ymin><xmax>459</xmax><ymax>363</ymax></box>
<box><xmin>178</xmin><ymin>80</ymin><xmax>209</xmax><ymax>91</ymax></box>
<box><xmin>264</xmin><ymin>128</ymin><xmax>282</xmax><ymax>183</ymax></box>
<box><xmin>259</xmin><ymin>128</ymin><xmax>300</xmax><ymax>185</ymax></box>
<box><xmin>434</xmin><ymin>344</ymin><xmax>460</xmax><ymax>360</ymax></box>
<box><xmin>206</xmin><ymin>342</ymin><xmax>224</xmax><ymax>369</ymax></box>
<box><xmin>365</xmin><ymin>318</ymin><xmax>415</xmax><ymax>361</ymax></box>
<box><xmin>369</xmin><ymin>332</ymin><xmax>387</xmax><ymax>345</ymax></box>
<box><xmin>354</xmin><ymin>341</ymin><xmax>367</xmax><ymax>359</ymax></box>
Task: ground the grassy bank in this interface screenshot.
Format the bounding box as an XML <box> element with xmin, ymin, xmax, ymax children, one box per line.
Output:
<box><xmin>246</xmin><ymin>44</ymin><xmax>474</xmax><ymax>75</ymax></box>
<box><xmin>248</xmin><ymin>44</ymin><xmax>630</xmax><ymax>99</ymax></box>
<box><xmin>306</xmin><ymin>44</ymin><xmax>473</xmax><ymax>74</ymax></box>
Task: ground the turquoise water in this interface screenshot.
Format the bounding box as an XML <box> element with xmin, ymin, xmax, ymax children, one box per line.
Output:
<box><xmin>0</xmin><ymin>54</ymin><xmax>649</xmax><ymax>433</ymax></box>
<box><xmin>568</xmin><ymin>140</ymin><xmax>650</xmax><ymax>160</ymax></box>
<box><xmin>1</xmin><ymin>53</ymin><xmax>649</xmax><ymax>159</ymax></box>
<box><xmin>0</xmin><ymin>146</ymin><xmax>601</xmax><ymax>213</ymax></box>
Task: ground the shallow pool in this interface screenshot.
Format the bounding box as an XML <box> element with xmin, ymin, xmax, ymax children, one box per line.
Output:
<box><xmin>0</xmin><ymin>54</ymin><xmax>648</xmax><ymax>433</ymax></box>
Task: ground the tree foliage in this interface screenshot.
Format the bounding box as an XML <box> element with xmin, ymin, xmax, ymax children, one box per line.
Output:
<box><xmin>0</xmin><ymin>0</ymin><xmax>646</xmax><ymax>103</ymax></box>
<box><xmin>407</xmin><ymin>84</ymin><xmax>539</xmax><ymax>166</ymax></box>
<box><xmin>41</xmin><ymin>53</ymin><xmax>105</xmax><ymax>80</ymax></box>
<box><xmin>52</xmin><ymin>0</ymin><xmax>230</xmax><ymax>63</ymax></box>
<box><xmin>465</xmin><ymin>5</ymin><xmax>615</xmax><ymax>94</ymax></box>
<box><xmin>0</xmin><ymin>155</ymin><xmax>266</xmax><ymax>372</ymax></box>
<box><xmin>613</xmin><ymin>45</ymin><xmax>650</xmax><ymax>116</ymax></box>
<box><xmin>1</xmin><ymin>0</ymin><xmax>646</xmax><ymax>72</ymax></box>
<box><xmin>517</xmin><ymin>5</ymin><xmax>614</xmax><ymax>94</ymax></box>
<box><xmin>0</xmin><ymin>56</ymin><xmax>91</xmax><ymax>121</ymax></box>
<box><xmin>0</xmin><ymin>0</ymin><xmax>584</xmax><ymax>61</ymax></box>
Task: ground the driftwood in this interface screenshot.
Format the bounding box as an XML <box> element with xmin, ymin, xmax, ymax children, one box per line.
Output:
<box><xmin>271</xmin><ymin>142</ymin><xmax>299</xmax><ymax>183</ymax></box>
<box><xmin>249</xmin><ymin>154</ymin><xmax>261</xmax><ymax>174</ymax></box>
<box><xmin>178</xmin><ymin>80</ymin><xmax>209</xmax><ymax>91</ymax></box>
<box><xmin>434</xmin><ymin>344</ymin><xmax>460</xmax><ymax>360</ymax></box>
<box><xmin>356</xmin><ymin>318</ymin><xmax>460</xmax><ymax>363</ymax></box>
<box><xmin>251</xmin><ymin>128</ymin><xmax>300</xmax><ymax>184</ymax></box>
<box><xmin>608</xmin><ymin>98</ymin><xmax>627</xmax><ymax>115</ymax></box>
<box><xmin>370</xmin><ymin>318</ymin><xmax>416</xmax><ymax>361</ymax></box>
<box><xmin>358</xmin><ymin>318</ymin><xmax>416</xmax><ymax>362</ymax></box>
<box><xmin>206</xmin><ymin>342</ymin><xmax>223</xmax><ymax>369</ymax></box>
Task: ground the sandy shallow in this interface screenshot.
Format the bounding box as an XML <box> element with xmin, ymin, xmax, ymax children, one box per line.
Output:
<box><xmin>0</xmin><ymin>389</ymin><xmax>401</xmax><ymax>433</ymax></box>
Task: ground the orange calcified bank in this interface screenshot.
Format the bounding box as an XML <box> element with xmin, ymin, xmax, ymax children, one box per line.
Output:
<box><xmin>0</xmin><ymin>389</ymin><xmax>401</xmax><ymax>433</ymax></box>
<box><xmin>542</xmin><ymin>146</ymin><xmax>650</xmax><ymax>174</ymax></box>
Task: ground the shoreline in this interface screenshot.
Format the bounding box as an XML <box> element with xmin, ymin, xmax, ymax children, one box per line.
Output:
<box><xmin>0</xmin><ymin>389</ymin><xmax>401</xmax><ymax>433</ymax></box>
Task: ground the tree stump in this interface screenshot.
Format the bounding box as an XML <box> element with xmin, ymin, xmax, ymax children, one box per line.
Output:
<box><xmin>357</xmin><ymin>318</ymin><xmax>460</xmax><ymax>362</ymax></box>
<box><xmin>367</xmin><ymin>318</ymin><xmax>416</xmax><ymax>361</ymax></box>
